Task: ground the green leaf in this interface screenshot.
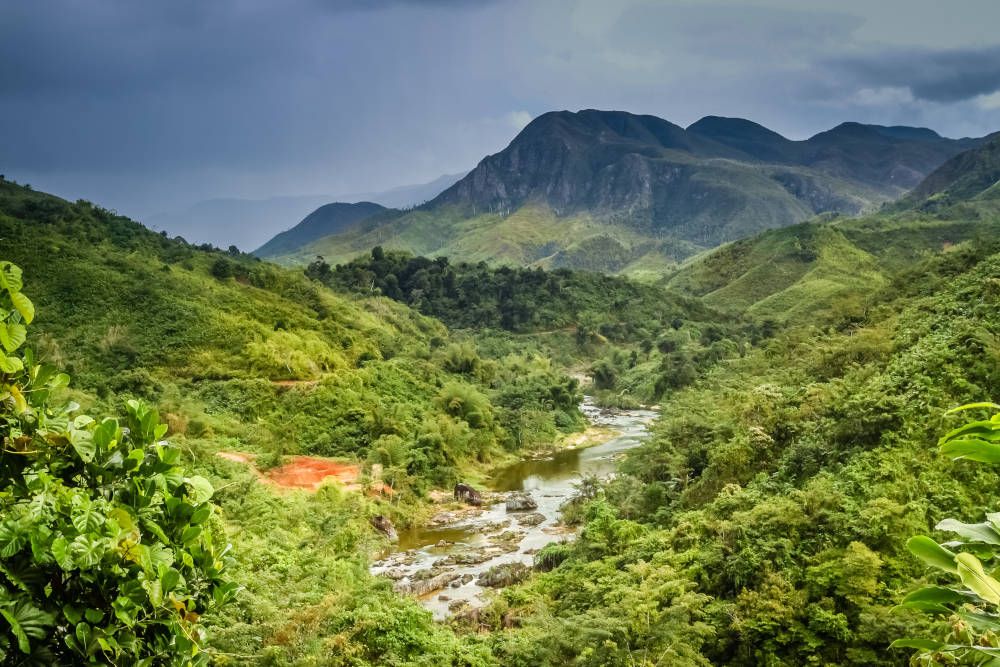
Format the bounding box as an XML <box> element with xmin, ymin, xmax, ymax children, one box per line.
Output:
<box><xmin>9</xmin><ymin>291</ymin><xmax>34</xmax><ymax>325</ymax></box>
<box><xmin>939</xmin><ymin>438</ymin><xmax>1000</xmax><ymax>463</ymax></box>
<box><xmin>956</xmin><ymin>552</ymin><xmax>1000</xmax><ymax>605</ymax></box>
<box><xmin>181</xmin><ymin>525</ymin><xmax>202</xmax><ymax>545</ymax></box>
<box><xmin>946</xmin><ymin>403</ymin><xmax>1000</xmax><ymax>415</ymax></box>
<box><xmin>0</xmin><ymin>352</ymin><xmax>24</xmax><ymax>374</ymax></box>
<box><xmin>190</xmin><ymin>506</ymin><xmax>212</xmax><ymax>525</ymax></box>
<box><xmin>900</xmin><ymin>586</ymin><xmax>969</xmax><ymax>605</ymax></box>
<box><xmin>936</xmin><ymin>518</ymin><xmax>1000</xmax><ymax>545</ymax></box>
<box><xmin>69</xmin><ymin>429</ymin><xmax>96</xmax><ymax>463</ymax></box>
<box><xmin>0</xmin><ymin>323</ymin><xmax>25</xmax><ymax>353</ymax></box>
<box><xmin>889</xmin><ymin>638</ymin><xmax>947</xmax><ymax>651</ymax></box>
<box><xmin>0</xmin><ymin>261</ymin><xmax>23</xmax><ymax>292</ymax></box>
<box><xmin>51</xmin><ymin>536</ymin><xmax>73</xmax><ymax>571</ymax></box>
<box><xmin>160</xmin><ymin>567</ymin><xmax>181</xmax><ymax>594</ymax></box>
<box><xmin>907</xmin><ymin>536</ymin><xmax>958</xmax><ymax>574</ymax></box>
<box><xmin>0</xmin><ymin>601</ymin><xmax>54</xmax><ymax>654</ymax></box>
<box><xmin>184</xmin><ymin>476</ymin><xmax>214</xmax><ymax>504</ymax></box>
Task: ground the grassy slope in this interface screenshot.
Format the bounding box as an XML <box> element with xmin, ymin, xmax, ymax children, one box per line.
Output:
<box><xmin>664</xmin><ymin>200</ymin><xmax>1000</xmax><ymax>324</ymax></box>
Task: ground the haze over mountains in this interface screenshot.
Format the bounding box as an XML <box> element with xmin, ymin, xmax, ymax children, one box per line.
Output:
<box><xmin>258</xmin><ymin>110</ymin><xmax>986</xmax><ymax>275</ymax></box>
<box><xmin>144</xmin><ymin>172</ymin><xmax>465</xmax><ymax>250</ymax></box>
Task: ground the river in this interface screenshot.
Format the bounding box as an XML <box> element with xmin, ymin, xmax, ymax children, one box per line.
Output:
<box><xmin>371</xmin><ymin>398</ymin><xmax>657</xmax><ymax>619</ymax></box>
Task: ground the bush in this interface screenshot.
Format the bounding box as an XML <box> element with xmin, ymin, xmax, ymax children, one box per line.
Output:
<box><xmin>0</xmin><ymin>261</ymin><xmax>237</xmax><ymax>664</ymax></box>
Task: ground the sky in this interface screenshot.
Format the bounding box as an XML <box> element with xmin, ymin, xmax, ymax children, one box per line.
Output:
<box><xmin>3</xmin><ymin>0</ymin><xmax>1000</xmax><ymax>236</ymax></box>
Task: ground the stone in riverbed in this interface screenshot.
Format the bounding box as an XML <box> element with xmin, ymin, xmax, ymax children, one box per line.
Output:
<box><xmin>477</xmin><ymin>562</ymin><xmax>531</xmax><ymax>588</ymax></box>
<box><xmin>517</xmin><ymin>512</ymin><xmax>546</xmax><ymax>526</ymax></box>
<box><xmin>505</xmin><ymin>492</ymin><xmax>538</xmax><ymax>512</ymax></box>
<box><xmin>394</xmin><ymin>571</ymin><xmax>460</xmax><ymax>596</ymax></box>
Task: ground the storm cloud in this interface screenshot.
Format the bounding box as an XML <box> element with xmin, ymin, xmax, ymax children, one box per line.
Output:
<box><xmin>832</xmin><ymin>45</ymin><xmax>1000</xmax><ymax>103</ymax></box>
<box><xmin>2</xmin><ymin>0</ymin><xmax>998</xmax><ymax>245</ymax></box>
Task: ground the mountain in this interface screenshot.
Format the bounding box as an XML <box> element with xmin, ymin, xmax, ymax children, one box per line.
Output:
<box><xmin>262</xmin><ymin>110</ymin><xmax>984</xmax><ymax>274</ymax></box>
<box><xmin>253</xmin><ymin>201</ymin><xmax>390</xmax><ymax>257</ymax></box>
<box><xmin>143</xmin><ymin>172</ymin><xmax>465</xmax><ymax>251</ymax></box>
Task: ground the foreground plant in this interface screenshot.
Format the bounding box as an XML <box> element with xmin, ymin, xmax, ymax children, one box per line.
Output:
<box><xmin>0</xmin><ymin>261</ymin><xmax>237</xmax><ymax>665</ymax></box>
<box><xmin>893</xmin><ymin>402</ymin><xmax>1000</xmax><ymax>663</ymax></box>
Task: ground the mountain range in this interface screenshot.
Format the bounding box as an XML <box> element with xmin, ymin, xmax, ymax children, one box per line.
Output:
<box><xmin>256</xmin><ymin>110</ymin><xmax>986</xmax><ymax>275</ymax></box>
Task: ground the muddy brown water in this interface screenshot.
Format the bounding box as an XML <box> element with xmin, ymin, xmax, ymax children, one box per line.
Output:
<box><xmin>371</xmin><ymin>398</ymin><xmax>656</xmax><ymax>619</ymax></box>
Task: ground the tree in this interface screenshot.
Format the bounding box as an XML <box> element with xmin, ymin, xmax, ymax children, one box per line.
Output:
<box><xmin>209</xmin><ymin>258</ymin><xmax>233</xmax><ymax>280</ymax></box>
<box><xmin>0</xmin><ymin>261</ymin><xmax>237</xmax><ymax>664</ymax></box>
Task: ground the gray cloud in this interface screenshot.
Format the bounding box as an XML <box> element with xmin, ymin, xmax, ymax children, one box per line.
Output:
<box><xmin>832</xmin><ymin>46</ymin><xmax>1000</xmax><ymax>102</ymax></box>
<box><xmin>1</xmin><ymin>0</ymin><xmax>999</xmax><ymax>246</ymax></box>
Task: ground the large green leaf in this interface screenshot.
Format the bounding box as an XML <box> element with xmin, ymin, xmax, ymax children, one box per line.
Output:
<box><xmin>0</xmin><ymin>601</ymin><xmax>54</xmax><ymax>654</ymax></box>
<box><xmin>0</xmin><ymin>323</ymin><xmax>26</xmax><ymax>353</ymax></box>
<box><xmin>184</xmin><ymin>476</ymin><xmax>214</xmax><ymax>505</ymax></box>
<box><xmin>889</xmin><ymin>638</ymin><xmax>947</xmax><ymax>651</ymax></box>
<box><xmin>0</xmin><ymin>262</ymin><xmax>23</xmax><ymax>293</ymax></box>
<box><xmin>936</xmin><ymin>518</ymin><xmax>1000</xmax><ymax>545</ymax></box>
<box><xmin>939</xmin><ymin>438</ymin><xmax>1000</xmax><ymax>463</ymax></box>
<box><xmin>895</xmin><ymin>586</ymin><xmax>970</xmax><ymax>614</ymax></box>
<box><xmin>9</xmin><ymin>292</ymin><xmax>33</xmax><ymax>325</ymax></box>
<box><xmin>0</xmin><ymin>353</ymin><xmax>24</xmax><ymax>374</ymax></box>
<box><xmin>907</xmin><ymin>536</ymin><xmax>958</xmax><ymax>574</ymax></box>
<box><xmin>956</xmin><ymin>552</ymin><xmax>1000</xmax><ymax>605</ymax></box>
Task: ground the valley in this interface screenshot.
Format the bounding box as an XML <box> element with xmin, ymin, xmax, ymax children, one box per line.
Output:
<box><xmin>1</xmin><ymin>123</ymin><xmax>999</xmax><ymax>666</ymax></box>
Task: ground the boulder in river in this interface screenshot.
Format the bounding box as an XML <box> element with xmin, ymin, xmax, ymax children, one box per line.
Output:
<box><xmin>395</xmin><ymin>571</ymin><xmax>460</xmax><ymax>596</ymax></box>
<box><xmin>517</xmin><ymin>512</ymin><xmax>546</xmax><ymax>526</ymax></box>
<box><xmin>505</xmin><ymin>492</ymin><xmax>538</xmax><ymax>512</ymax></box>
<box><xmin>477</xmin><ymin>562</ymin><xmax>531</xmax><ymax>588</ymax></box>
<box><xmin>454</xmin><ymin>482</ymin><xmax>484</xmax><ymax>506</ymax></box>
<box><xmin>370</xmin><ymin>515</ymin><xmax>398</xmax><ymax>542</ymax></box>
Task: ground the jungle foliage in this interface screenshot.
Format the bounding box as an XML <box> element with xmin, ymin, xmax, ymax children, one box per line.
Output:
<box><xmin>3</xmin><ymin>174</ymin><xmax>1000</xmax><ymax>666</ymax></box>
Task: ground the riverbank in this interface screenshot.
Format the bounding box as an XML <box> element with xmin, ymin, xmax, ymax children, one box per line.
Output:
<box><xmin>371</xmin><ymin>398</ymin><xmax>657</xmax><ymax>619</ymax></box>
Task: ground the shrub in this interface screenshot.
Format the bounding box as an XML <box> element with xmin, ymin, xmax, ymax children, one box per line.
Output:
<box><xmin>0</xmin><ymin>261</ymin><xmax>237</xmax><ymax>664</ymax></box>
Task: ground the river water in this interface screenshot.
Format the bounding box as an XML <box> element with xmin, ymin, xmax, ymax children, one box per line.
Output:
<box><xmin>371</xmin><ymin>398</ymin><xmax>657</xmax><ymax>619</ymax></box>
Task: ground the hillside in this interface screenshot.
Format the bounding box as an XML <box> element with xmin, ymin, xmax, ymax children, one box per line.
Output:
<box><xmin>261</xmin><ymin>110</ymin><xmax>983</xmax><ymax>273</ymax></box>
<box><xmin>904</xmin><ymin>131</ymin><xmax>1000</xmax><ymax>204</ymax></box>
<box><xmin>664</xmin><ymin>155</ymin><xmax>1000</xmax><ymax>325</ymax></box>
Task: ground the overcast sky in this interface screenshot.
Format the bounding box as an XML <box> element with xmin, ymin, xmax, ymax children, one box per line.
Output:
<box><xmin>3</xmin><ymin>0</ymin><xmax>1000</xmax><ymax>224</ymax></box>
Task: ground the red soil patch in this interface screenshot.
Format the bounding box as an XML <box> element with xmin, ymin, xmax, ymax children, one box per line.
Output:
<box><xmin>264</xmin><ymin>456</ymin><xmax>361</xmax><ymax>490</ymax></box>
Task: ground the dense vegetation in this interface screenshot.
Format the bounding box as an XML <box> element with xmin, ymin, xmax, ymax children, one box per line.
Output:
<box><xmin>2</xmin><ymin>146</ymin><xmax>999</xmax><ymax>665</ymax></box>
<box><xmin>0</xmin><ymin>180</ymin><xmax>588</xmax><ymax>663</ymax></box>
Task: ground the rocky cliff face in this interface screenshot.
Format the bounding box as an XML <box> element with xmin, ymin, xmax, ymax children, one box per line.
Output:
<box><xmin>427</xmin><ymin>110</ymin><xmax>983</xmax><ymax>245</ymax></box>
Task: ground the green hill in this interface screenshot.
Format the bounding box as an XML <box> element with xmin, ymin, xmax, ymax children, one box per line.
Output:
<box><xmin>253</xmin><ymin>200</ymin><xmax>390</xmax><ymax>257</ymax></box>
<box><xmin>664</xmin><ymin>196</ymin><xmax>1000</xmax><ymax>324</ymax></box>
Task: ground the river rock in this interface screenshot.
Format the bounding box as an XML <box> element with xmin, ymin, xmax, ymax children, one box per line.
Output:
<box><xmin>395</xmin><ymin>571</ymin><xmax>460</xmax><ymax>596</ymax></box>
<box><xmin>505</xmin><ymin>492</ymin><xmax>538</xmax><ymax>512</ymax></box>
<box><xmin>517</xmin><ymin>512</ymin><xmax>545</xmax><ymax>526</ymax></box>
<box><xmin>448</xmin><ymin>599</ymin><xmax>471</xmax><ymax>613</ymax></box>
<box><xmin>477</xmin><ymin>562</ymin><xmax>531</xmax><ymax>588</ymax></box>
<box><xmin>370</xmin><ymin>515</ymin><xmax>398</xmax><ymax>542</ymax></box>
